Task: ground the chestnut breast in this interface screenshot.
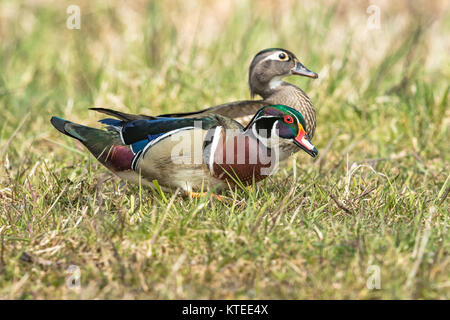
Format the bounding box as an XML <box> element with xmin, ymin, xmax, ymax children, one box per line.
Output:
<box><xmin>212</xmin><ymin>132</ymin><xmax>276</xmax><ymax>185</ymax></box>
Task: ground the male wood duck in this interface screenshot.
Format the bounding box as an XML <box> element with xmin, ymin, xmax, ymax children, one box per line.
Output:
<box><xmin>91</xmin><ymin>48</ymin><xmax>318</xmax><ymax>160</ymax></box>
<box><xmin>50</xmin><ymin>105</ymin><xmax>318</xmax><ymax>193</ymax></box>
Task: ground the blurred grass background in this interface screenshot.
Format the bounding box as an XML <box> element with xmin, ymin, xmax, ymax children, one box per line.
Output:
<box><xmin>0</xmin><ymin>0</ymin><xmax>448</xmax><ymax>299</ymax></box>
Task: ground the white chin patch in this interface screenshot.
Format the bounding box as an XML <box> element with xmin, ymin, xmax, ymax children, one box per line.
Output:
<box><xmin>269</xmin><ymin>76</ymin><xmax>284</xmax><ymax>89</ymax></box>
<box><xmin>301</xmin><ymin>136</ymin><xmax>314</xmax><ymax>150</ymax></box>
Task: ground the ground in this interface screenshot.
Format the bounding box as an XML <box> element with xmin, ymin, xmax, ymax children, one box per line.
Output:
<box><xmin>0</xmin><ymin>0</ymin><xmax>449</xmax><ymax>299</ymax></box>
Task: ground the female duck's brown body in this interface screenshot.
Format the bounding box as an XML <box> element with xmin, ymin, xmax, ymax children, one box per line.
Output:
<box><xmin>210</xmin><ymin>83</ymin><xmax>316</xmax><ymax>138</ymax></box>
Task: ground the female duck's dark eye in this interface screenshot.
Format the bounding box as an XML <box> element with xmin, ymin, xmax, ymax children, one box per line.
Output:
<box><xmin>278</xmin><ymin>52</ymin><xmax>287</xmax><ymax>60</ymax></box>
<box><xmin>284</xmin><ymin>115</ymin><xmax>294</xmax><ymax>124</ymax></box>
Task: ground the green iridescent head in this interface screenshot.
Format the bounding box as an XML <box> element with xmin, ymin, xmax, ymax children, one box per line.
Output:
<box><xmin>248</xmin><ymin>104</ymin><xmax>318</xmax><ymax>157</ymax></box>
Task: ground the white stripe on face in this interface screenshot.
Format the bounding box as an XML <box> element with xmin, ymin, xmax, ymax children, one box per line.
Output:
<box><xmin>260</xmin><ymin>50</ymin><xmax>290</xmax><ymax>63</ymax></box>
<box><xmin>251</xmin><ymin>120</ymin><xmax>280</xmax><ymax>148</ymax></box>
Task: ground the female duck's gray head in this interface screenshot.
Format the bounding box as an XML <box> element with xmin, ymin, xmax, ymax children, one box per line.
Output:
<box><xmin>248</xmin><ymin>48</ymin><xmax>318</xmax><ymax>99</ymax></box>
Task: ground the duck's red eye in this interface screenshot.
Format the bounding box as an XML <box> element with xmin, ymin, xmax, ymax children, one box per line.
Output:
<box><xmin>284</xmin><ymin>115</ymin><xmax>294</xmax><ymax>124</ymax></box>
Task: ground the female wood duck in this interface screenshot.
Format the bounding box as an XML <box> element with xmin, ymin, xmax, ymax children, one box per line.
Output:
<box><xmin>91</xmin><ymin>48</ymin><xmax>318</xmax><ymax>161</ymax></box>
<box><xmin>50</xmin><ymin>105</ymin><xmax>317</xmax><ymax>193</ymax></box>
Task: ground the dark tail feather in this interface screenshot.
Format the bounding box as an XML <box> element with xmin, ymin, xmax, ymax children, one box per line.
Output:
<box><xmin>89</xmin><ymin>107</ymin><xmax>156</xmax><ymax>121</ymax></box>
<box><xmin>50</xmin><ymin>116</ymin><xmax>121</xmax><ymax>158</ymax></box>
<box><xmin>50</xmin><ymin>117</ymin><xmax>85</xmax><ymax>141</ymax></box>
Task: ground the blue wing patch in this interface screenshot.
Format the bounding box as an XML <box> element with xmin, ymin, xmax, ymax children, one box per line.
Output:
<box><xmin>99</xmin><ymin>117</ymin><xmax>170</xmax><ymax>153</ymax></box>
<box><xmin>99</xmin><ymin>118</ymin><xmax>123</xmax><ymax>126</ymax></box>
<box><xmin>131</xmin><ymin>140</ymin><xmax>148</xmax><ymax>154</ymax></box>
<box><xmin>130</xmin><ymin>133</ymin><xmax>165</xmax><ymax>154</ymax></box>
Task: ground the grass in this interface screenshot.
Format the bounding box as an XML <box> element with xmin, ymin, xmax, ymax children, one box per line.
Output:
<box><xmin>0</xmin><ymin>0</ymin><xmax>449</xmax><ymax>299</ymax></box>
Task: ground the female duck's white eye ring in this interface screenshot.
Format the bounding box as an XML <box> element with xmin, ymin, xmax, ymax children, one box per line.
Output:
<box><xmin>278</xmin><ymin>52</ymin><xmax>288</xmax><ymax>61</ymax></box>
